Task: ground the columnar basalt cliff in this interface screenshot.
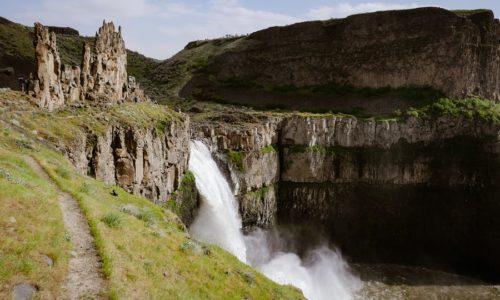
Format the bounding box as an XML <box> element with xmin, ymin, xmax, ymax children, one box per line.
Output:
<box><xmin>182</xmin><ymin>8</ymin><xmax>500</xmax><ymax>104</ymax></box>
<box><xmin>33</xmin><ymin>21</ymin><xmax>148</xmax><ymax>111</ymax></box>
<box><xmin>195</xmin><ymin>112</ymin><xmax>500</xmax><ymax>279</ymax></box>
<box><xmin>62</xmin><ymin>119</ymin><xmax>190</xmax><ymax>204</ymax></box>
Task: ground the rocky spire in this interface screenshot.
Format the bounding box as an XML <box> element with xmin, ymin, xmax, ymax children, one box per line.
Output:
<box><xmin>33</xmin><ymin>21</ymin><xmax>148</xmax><ymax>110</ymax></box>
<box><xmin>88</xmin><ymin>21</ymin><xmax>128</xmax><ymax>102</ymax></box>
<box><xmin>33</xmin><ymin>22</ymin><xmax>65</xmax><ymax>111</ymax></box>
<box><xmin>80</xmin><ymin>42</ymin><xmax>93</xmax><ymax>96</ymax></box>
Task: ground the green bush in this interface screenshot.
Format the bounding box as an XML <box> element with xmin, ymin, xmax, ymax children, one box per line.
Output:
<box><xmin>403</xmin><ymin>97</ymin><xmax>500</xmax><ymax>123</ymax></box>
<box><xmin>101</xmin><ymin>212</ymin><xmax>123</xmax><ymax>228</ymax></box>
<box><xmin>260</xmin><ymin>145</ymin><xmax>276</xmax><ymax>154</ymax></box>
<box><xmin>55</xmin><ymin>165</ymin><xmax>71</xmax><ymax>179</ymax></box>
<box><xmin>227</xmin><ymin>149</ymin><xmax>244</xmax><ymax>171</ymax></box>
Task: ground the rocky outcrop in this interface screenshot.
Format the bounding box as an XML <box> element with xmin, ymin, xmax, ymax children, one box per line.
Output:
<box><xmin>63</xmin><ymin>119</ymin><xmax>190</xmax><ymax>204</ymax></box>
<box><xmin>87</xmin><ymin>22</ymin><xmax>128</xmax><ymax>103</ymax></box>
<box><xmin>33</xmin><ymin>22</ymin><xmax>65</xmax><ymax>110</ymax></box>
<box><xmin>184</xmin><ymin>8</ymin><xmax>500</xmax><ymax>102</ymax></box>
<box><xmin>33</xmin><ymin>21</ymin><xmax>148</xmax><ymax>111</ymax></box>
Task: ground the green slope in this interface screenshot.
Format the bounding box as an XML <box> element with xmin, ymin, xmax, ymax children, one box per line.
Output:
<box><xmin>0</xmin><ymin>91</ymin><xmax>304</xmax><ymax>299</ymax></box>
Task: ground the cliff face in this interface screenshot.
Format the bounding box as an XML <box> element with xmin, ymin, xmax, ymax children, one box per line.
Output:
<box><xmin>206</xmin><ymin>8</ymin><xmax>500</xmax><ymax>101</ymax></box>
<box><xmin>193</xmin><ymin>114</ymin><xmax>283</xmax><ymax>229</ymax></box>
<box><xmin>196</xmin><ymin>113</ymin><xmax>500</xmax><ymax>279</ymax></box>
<box><xmin>62</xmin><ymin>119</ymin><xmax>190</xmax><ymax>204</ymax></box>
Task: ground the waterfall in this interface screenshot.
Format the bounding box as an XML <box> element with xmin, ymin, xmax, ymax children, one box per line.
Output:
<box><xmin>188</xmin><ymin>140</ymin><xmax>247</xmax><ymax>262</ymax></box>
<box><xmin>188</xmin><ymin>140</ymin><xmax>360</xmax><ymax>300</ymax></box>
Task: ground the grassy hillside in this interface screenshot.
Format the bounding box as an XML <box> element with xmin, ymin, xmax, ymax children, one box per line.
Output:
<box><xmin>0</xmin><ymin>92</ymin><xmax>304</xmax><ymax>299</ymax></box>
<box><xmin>0</xmin><ymin>140</ymin><xmax>71</xmax><ymax>299</ymax></box>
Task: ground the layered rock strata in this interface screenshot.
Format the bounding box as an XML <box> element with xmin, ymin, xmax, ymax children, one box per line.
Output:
<box><xmin>203</xmin><ymin>8</ymin><xmax>500</xmax><ymax>101</ymax></box>
<box><xmin>192</xmin><ymin>115</ymin><xmax>283</xmax><ymax>229</ymax></box>
<box><xmin>195</xmin><ymin>113</ymin><xmax>500</xmax><ymax>280</ymax></box>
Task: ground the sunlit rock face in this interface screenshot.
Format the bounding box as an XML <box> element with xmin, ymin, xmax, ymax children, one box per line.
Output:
<box><xmin>33</xmin><ymin>21</ymin><xmax>148</xmax><ymax>111</ymax></box>
<box><xmin>86</xmin><ymin>21</ymin><xmax>127</xmax><ymax>103</ymax></box>
<box><xmin>60</xmin><ymin>119</ymin><xmax>191</xmax><ymax>205</ymax></box>
<box><xmin>33</xmin><ymin>22</ymin><xmax>65</xmax><ymax>111</ymax></box>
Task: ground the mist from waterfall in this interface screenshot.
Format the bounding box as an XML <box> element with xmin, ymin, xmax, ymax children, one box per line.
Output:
<box><xmin>188</xmin><ymin>140</ymin><xmax>360</xmax><ymax>300</ymax></box>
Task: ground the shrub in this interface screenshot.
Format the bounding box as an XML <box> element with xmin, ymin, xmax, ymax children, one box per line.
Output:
<box><xmin>55</xmin><ymin>165</ymin><xmax>71</xmax><ymax>179</ymax></box>
<box><xmin>260</xmin><ymin>145</ymin><xmax>276</xmax><ymax>154</ymax></box>
<box><xmin>101</xmin><ymin>212</ymin><xmax>123</xmax><ymax>228</ymax></box>
<box><xmin>227</xmin><ymin>149</ymin><xmax>244</xmax><ymax>171</ymax></box>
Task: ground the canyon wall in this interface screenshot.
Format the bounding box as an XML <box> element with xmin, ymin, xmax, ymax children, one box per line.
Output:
<box><xmin>190</xmin><ymin>8</ymin><xmax>500</xmax><ymax>102</ymax></box>
<box><xmin>193</xmin><ymin>114</ymin><xmax>283</xmax><ymax>229</ymax></box>
<box><xmin>196</xmin><ymin>113</ymin><xmax>500</xmax><ymax>280</ymax></box>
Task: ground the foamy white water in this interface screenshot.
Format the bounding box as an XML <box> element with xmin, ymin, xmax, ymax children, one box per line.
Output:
<box><xmin>189</xmin><ymin>140</ymin><xmax>360</xmax><ymax>300</ymax></box>
<box><xmin>188</xmin><ymin>140</ymin><xmax>247</xmax><ymax>262</ymax></box>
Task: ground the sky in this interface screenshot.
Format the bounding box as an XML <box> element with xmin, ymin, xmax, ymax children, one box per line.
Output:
<box><xmin>1</xmin><ymin>0</ymin><xmax>499</xmax><ymax>59</ymax></box>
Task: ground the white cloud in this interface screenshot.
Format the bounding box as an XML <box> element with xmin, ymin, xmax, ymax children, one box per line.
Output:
<box><xmin>307</xmin><ymin>2</ymin><xmax>420</xmax><ymax>20</ymax></box>
<box><xmin>8</xmin><ymin>0</ymin><xmax>426</xmax><ymax>59</ymax></box>
<box><xmin>20</xmin><ymin>0</ymin><xmax>155</xmax><ymax>26</ymax></box>
<box><xmin>152</xmin><ymin>0</ymin><xmax>302</xmax><ymax>58</ymax></box>
<box><xmin>157</xmin><ymin>0</ymin><xmax>300</xmax><ymax>40</ymax></box>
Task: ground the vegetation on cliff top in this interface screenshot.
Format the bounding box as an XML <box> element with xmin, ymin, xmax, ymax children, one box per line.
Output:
<box><xmin>0</xmin><ymin>116</ymin><xmax>303</xmax><ymax>299</ymax></box>
<box><xmin>0</xmin><ymin>90</ymin><xmax>184</xmax><ymax>146</ymax></box>
<box><xmin>402</xmin><ymin>97</ymin><xmax>500</xmax><ymax>123</ymax></box>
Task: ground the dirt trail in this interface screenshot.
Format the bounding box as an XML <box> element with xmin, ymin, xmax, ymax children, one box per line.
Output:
<box><xmin>24</xmin><ymin>156</ymin><xmax>104</xmax><ymax>299</ymax></box>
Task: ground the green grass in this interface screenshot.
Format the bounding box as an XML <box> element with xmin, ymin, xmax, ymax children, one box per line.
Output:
<box><xmin>101</xmin><ymin>212</ymin><xmax>123</xmax><ymax>228</ymax></box>
<box><xmin>260</xmin><ymin>145</ymin><xmax>277</xmax><ymax>154</ymax></box>
<box><xmin>250</xmin><ymin>186</ymin><xmax>271</xmax><ymax>199</ymax></box>
<box><xmin>0</xmin><ymin>20</ymin><xmax>33</xmax><ymax>59</ymax></box>
<box><xmin>0</xmin><ymin>132</ymin><xmax>70</xmax><ymax>299</ymax></box>
<box><xmin>0</xmin><ymin>91</ymin><xmax>184</xmax><ymax>146</ymax></box>
<box><xmin>0</xmin><ymin>121</ymin><xmax>303</xmax><ymax>299</ymax></box>
<box><xmin>216</xmin><ymin>78</ymin><xmax>444</xmax><ymax>105</ymax></box>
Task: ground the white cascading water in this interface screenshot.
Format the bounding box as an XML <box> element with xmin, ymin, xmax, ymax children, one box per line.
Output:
<box><xmin>189</xmin><ymin>140</ymin><xmax>247</xmax><ymax>262</ymax></box>
<box><xmin>189</xmin><ymin>140</ymin><xmax>360</xmax><ymax>300</ymax></box>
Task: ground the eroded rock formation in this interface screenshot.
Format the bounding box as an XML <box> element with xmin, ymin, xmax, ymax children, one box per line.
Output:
<box><xmin>33</xmin><ymin>21</ymin><xmax>147</xmax><ymax>111</ymax></box>
<box><xmin>33</xmin><ymin>22</ymin><xmax>65</xmax><ymax>110</ymax></box>
<box><xmin>87</xmin><ymin>22</ymin><xmax>127</xmax><ymax>102</ymax></box>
